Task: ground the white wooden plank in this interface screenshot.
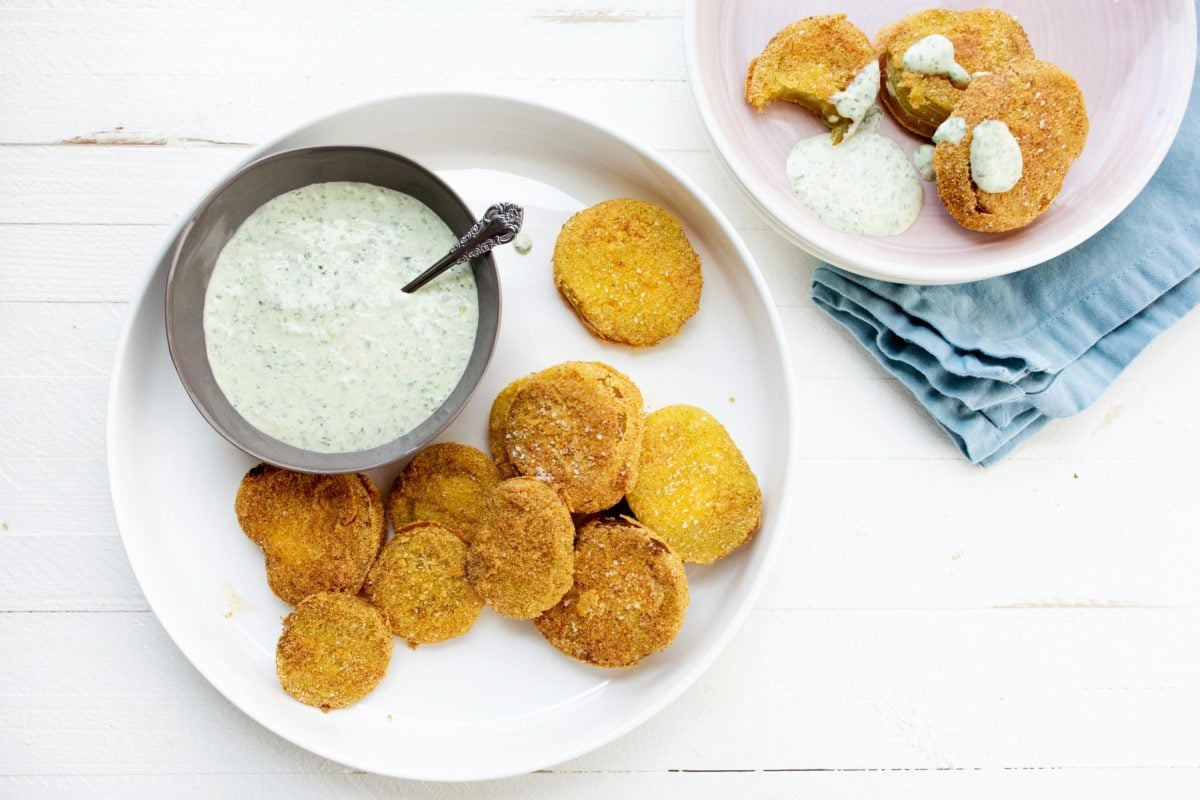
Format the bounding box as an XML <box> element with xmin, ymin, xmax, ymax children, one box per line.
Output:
<box><xmin>8</xmin><ymin>609</ymin><xmax>1199</xmax><ymax>696</ymax></box>
<box><xmin>0</xmin><ymin>146</ymin><xmax>248</xmax><ymax>225</ymax></box>
<box><xmin>4</xmin><ymin>610</ymin><xmax>1200</xmax><ymax>775</ymax></box>
<box><xmin>564</xmin><ymin>686</ymin><xmax>1200</xmax><ymax>772</ymax></box>
<box><xmin>0</xmin><ymin>226</ymin><xmax>161</xmax><ymax>303</ymax></box>
<box><xmin>8</xmin><ymin>683</ymin><xmax>1199</xmax><ymax>773</ymax></box>
<box><xmin>0</xmin><ymin>3</ymin><xmax>684</xmax><ymax>82</ymax></box>
<box><xmin>767</xmin><ymin>459</ymin><xmax>1200</xmax><ymax>611</ymax></box>
<box><xmin>0</xmin><ymin>302</ymin><xmax>123</xmax><ymax>374</ymax></box>
<box><xmin>750</xmin><ymin>228</ymin><xmax>823</xmax><ymax>307</ymax></box>
<box><xmin>5</xmin><ymin>768</ymin><xmax>1200</xmax><ymax>800</ymax></box>
<box><xmin>795</xmin><ymin>373</ymin><xmax>1200</xmax><ymax>462</ymax></box>
<box><xmin>0</xmin><ymin>459</ymin><xmax>111</xmax><ymax>538</ymax></box>
<box><xmin>0</xmin><ymin>376</ymin><xmax>106</xmax><ymax>459</ymax></box>
<box><xmin>0</xmin><ymin>535</ymin><xmax>140</xmax><ymax>610</ymax></box>
<box><xmin>0</xmin><ymin>76</ymin><xmax>706</xmax><ymax>151</ymax></box>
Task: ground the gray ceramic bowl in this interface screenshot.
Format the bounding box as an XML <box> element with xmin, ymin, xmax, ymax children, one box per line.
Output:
<box><xmin>164</xmin><ymin>145</ymin><xmax>500</xmax><ymax>473</ymax></box>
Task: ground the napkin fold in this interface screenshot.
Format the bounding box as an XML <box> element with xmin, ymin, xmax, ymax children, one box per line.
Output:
<box><xmin>811</xmin><ymin>66</ymin><xmax>1200</xmax><ymax>465</ymax></box>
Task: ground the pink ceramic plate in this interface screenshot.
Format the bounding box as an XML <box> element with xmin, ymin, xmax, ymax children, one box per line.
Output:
<box><xmin>685</xmin><ymin>0</ymin><xmax>1196</xmax><ymax>284</ymax></box>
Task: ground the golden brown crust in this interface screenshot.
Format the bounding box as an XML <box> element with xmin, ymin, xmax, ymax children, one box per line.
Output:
<box><xmin>363</xmin><ymin>521</ymin><xmax>482</xmax><ymax>647</ymax></box>
<box><xmin>626</xmin><ymin>405</ymin><xmax>761</xmax><ymax>564</ymax></box>
<box><xmin>466</xmin><ymin>478</ymin><xmax>575</xmax><ymax>619</ymax></box>
<box><xmin>234</xmin><ymin>464</ymin><xmax>384</xmax><ymax>605</ymax></box>
<box><xmin>386</xmin><ymin>443</ymin><xmax>499</xmax><ymax>544</ymax></box>
<box><xmin>534</xmin><ymin>517</ymin><xmax>689</xmax><ymax>668</ymax></box>
<box><xmin>488</xmin><ymin>375</ymin><xmax>532</xmax><ymax>478</ymax></box>
<box><xmin>745</xmin><ymin>14</ymin><xmax>875</xmax><ymax>139</ymax></box>
<box><xmin>503</xmin><ymin>362</ymin><xmax>644</xmax><ymax>514</ymax></box>
<box><xmin>876</xmin><ymin>7</ymin><xmax>1035</xmax><ymax>138</ymax></box>
<box><xmin>275</xmin><ymin>592</ymin><xmax>392</xmax><ymax>711</ymax></box>
<box><xmin>552</xmin><ymin>199</ymin><xmax>702</xmax><ymax>348</ymax></box>
<box><xmin>934</xmin><ymin>60</ymin><xmax>1089</xmax><ymax>233</ymax></box>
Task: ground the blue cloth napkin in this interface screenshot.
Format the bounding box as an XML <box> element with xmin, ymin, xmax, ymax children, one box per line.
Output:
<box><xmin>812</xmin><ymin>62</ymin><xmax>1200</xmax><ymax>466</ymax></box>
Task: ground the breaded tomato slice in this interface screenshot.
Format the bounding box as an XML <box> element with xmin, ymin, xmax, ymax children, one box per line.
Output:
<box><xmin>386</xmin><ymin>443</ymin><xmax>499</xmax><ymax>544</ymax></box>
<box><xmin>504</xmin><ymin>361</ymin><xmax>644</xmax><ymax>514</ymax></box>
<box><xmin>276</xmin><ymin>592</ymin><xmax>392</xmax><ymax>711</ymax></box>
<box><xmin>235</xmin><ymin>464</ymin><xmax>385</xmax><ymax>605</ymax></box>
<box><xmin>935</xmin><ymin>60</ymin><xmax>1088</xmax><ymax>232</ymax></box>
<box><xmin>535</xmin><ymin>517</ymin><xmax>688</xmax><ymax>668</ymax></box>
<box><xmin>553</xmin><ymin>199</ymin><xmax>702</xmax><ymax>348</ymax></box>
<box><xmin>626</xmin><ymin>405</ymin><xmax>761</xmax><ymax>564</ymax></box>
<box><xmin>745</xmin><ymin>14</ymin><xmax>877</xmax><ymax>141</ymax></box>
<box><xmin>488</xmin><ymin>374</ymin><xmax>533</xmax><ymax>479</ymax></box>
<box><xmin>466</xmin><ymin>478</ymin><xmax>574</xmax><ymax>619</ymax></box>
<box><xmin>876</xmin><ymin>7</ymin><xmax>1035</xmax><ymax>138</ymax></box>
<box><xmin>363</xmin><ymin>521</ymin><xmax>482</xmax><ymax>647</ymax></box>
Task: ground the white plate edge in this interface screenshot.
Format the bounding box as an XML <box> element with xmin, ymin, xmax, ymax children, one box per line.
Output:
<box><xmin>105</xmin><ymin>89</ymin><xmax>803</xmax><ymax>781</ymax></box>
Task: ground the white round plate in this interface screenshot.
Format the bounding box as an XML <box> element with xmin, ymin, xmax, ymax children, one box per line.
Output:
<box><xmin>684</xmin><ymin>0</ymin><xmax>1196</xmax><ymax>284</ymax></box>
<box><xmin>107</xmin><ymin>93</ymin><xmax>798</xmax><ymax>781</ymax></box>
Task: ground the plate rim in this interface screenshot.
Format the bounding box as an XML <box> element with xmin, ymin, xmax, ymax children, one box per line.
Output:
<box><xmin>682</xmin><ymin>0</ymin><xmax>1198</xmax><ymax>285</ymax></box>
<box><xmin>106</xmin><ymin>90</ymin><xmax>801</xmax><ymax>781</ymax></box>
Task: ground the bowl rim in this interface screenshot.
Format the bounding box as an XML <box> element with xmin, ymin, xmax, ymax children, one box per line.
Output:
<box><xmin>163</xmin><ymin>144</ymin><xmax>501</xmax><ymax>473</ymax></box>
<box><xmin>682</xmin><ymin>0</ymin><xmax>1198</xmax><ymax>285</ymax></box>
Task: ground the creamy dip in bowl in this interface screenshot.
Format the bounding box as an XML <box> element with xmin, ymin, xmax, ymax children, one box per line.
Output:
<box><xmin>165</xmin><ymin>146</ymin><xmax>500</xmax><ymax>473</ymax></box>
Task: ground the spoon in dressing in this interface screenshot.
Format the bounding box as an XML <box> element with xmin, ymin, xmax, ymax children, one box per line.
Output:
<box><xmin>402</xmin><ymin>202</ymin><xmax>525</xmax><ymax>293</ymax></box>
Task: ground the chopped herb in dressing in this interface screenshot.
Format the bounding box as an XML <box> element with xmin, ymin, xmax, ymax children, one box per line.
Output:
<box><xmin>933</xmin><ymin>116</ymin><xmax>967</xmax><ymax>145</ymax></box>
<box><xmin>902</xmin><ymin>34</ymin><xmax>972</xmax><ymax>88</ymax></box>
<box><xmin>203</xmin><ymin>181</ymin><xmax>478</xmax><ymax>453</ymax></box>
<box><xmin>786</xmin><ymin>130</ymin><xmax>924</xmax><ymax>236</ymax></box>
<box><xmin>913</xmin><ymin>144</ymin><xmax>936</xmax><ymax>181</ymax></box>
<box><xmin>832</xmin><ymin>60</ymin><xmax>881</xmax><ymax>138</ymax></box>
<box><xmin>970</xmin><ymin>120</ymin><xmax>1023</xmax><ymax>193</ymax></box>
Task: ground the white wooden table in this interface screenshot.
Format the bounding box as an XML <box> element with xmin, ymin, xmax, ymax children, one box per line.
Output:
<box><xmin>4</xmin><ymin>2</ymin><xmax>1200</xmax><ymax>796</ymax></box>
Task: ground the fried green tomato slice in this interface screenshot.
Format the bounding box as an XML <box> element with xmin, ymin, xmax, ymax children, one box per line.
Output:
<box><xmin>876</xmin><ymin>7</ymin><xmax>1035</xmax><ymax>138</ymax></box>
<box><xmin>504</xmin><ymin>361</ymin><xmax>644</xmax><ymax>514</ymax></box>
<box><xmin>552</xmin><ymin>199</ymin><xmax>702</xmax><ymax>348</ymax></box>
<box><xmin>745</xmin><ymin>14</ymin><xmax>876</xmax><ymax>141</ymax></box>
<box><xmin>235</xmin><ymin>464</ymin><xmax>385</xmax><ymax>605</ymax></box>
<box><xmin>935</xmin><ymin>60</ymin><xmax>1088</xmax><ymax>232</ymax></box>
<box><xmin>488</xmin><ymin>374</ymin><xmax>532</xmax><ymax>479</ymax></box>
<box><xmin>275</xmin><ymin>591</ymin><xmax>392</xmax><ymax>711</ymax></box>
<box><xmin>534</xmin><ymin>517</ymin><xmax>688</xmax><ymax>668</ymax></box>
<box><xmin>466</xmin><ymin>478</ymin><xmax>575</xmax><ymax>619</ymax></box>
<box><xmin>626</xmin><ymin>405</ymin><xmax>762</xmax><ymax>564</ymax></box>
<box><xmin>363</xmin><ymin>521</ymin><xmax>483</xmax><ymax>647</ymax></box>
<box><xmin>386</xmin><ymin>443</ymin><xmax>499</xmax><ymax>544</ymax></box>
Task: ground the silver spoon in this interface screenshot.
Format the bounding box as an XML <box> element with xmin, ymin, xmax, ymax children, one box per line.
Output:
<box><xmin>402</xmin><ymin>202</ymin><xmax>524</xmax><ymax>293</ymax></box>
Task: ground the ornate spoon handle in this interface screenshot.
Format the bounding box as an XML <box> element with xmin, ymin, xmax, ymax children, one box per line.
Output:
<box><xmin>402</xmin><ymin>202</ymin><xmax>524</xmax><ymax>293</ymax></box>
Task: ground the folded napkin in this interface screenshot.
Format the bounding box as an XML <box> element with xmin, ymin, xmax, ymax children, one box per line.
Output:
<box><xmin>812</xmin><ymin>68</ymin><xmax>1200</xmax><ymax>466</ymax></box>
